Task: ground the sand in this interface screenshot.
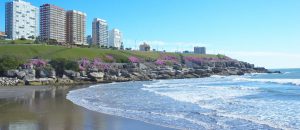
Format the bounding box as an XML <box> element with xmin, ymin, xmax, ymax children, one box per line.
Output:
<box><xmin>0</xmin><ymin>86</ymin><xmax>176</xmax><ymax>130</ymax></box>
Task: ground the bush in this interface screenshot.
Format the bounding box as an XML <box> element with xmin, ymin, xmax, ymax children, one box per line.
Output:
<box><xmin>0</xmin><ymin>55</ymin><xmax>24</xmax><ymax>75</ymax></box>
<box><xmin>49</xmin><ymin>58</ymin><xmax>79</xmax><ymax>77</ymax></box>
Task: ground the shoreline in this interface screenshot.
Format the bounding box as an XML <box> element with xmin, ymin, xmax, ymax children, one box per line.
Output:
<box><xmin>0</xmin><ymin>84</ymin><xmax>176</xmax><ymax>130</ymax></box>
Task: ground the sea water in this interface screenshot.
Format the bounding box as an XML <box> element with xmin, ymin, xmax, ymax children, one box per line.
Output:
<box><xmin>67</xmin><ymin>69</ymin><xmax>300</xmax><ymax>130</ymax></box>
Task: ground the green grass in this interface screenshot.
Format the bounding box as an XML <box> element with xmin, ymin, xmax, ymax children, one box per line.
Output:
<box><xmin>0</xmin><ymin>39</ymin><xmax>34</xmax><ymax>44</ymax></box>
<box><xmin>0</xmin><ymin>44</ymin><xmax>220</xmax><ymax>62</ymax></box>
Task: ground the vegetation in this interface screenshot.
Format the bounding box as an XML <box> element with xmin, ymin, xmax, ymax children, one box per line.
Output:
<box><xmin>0</xmin><ymin>55</ymin><xmax>24</xmax><ymax>75</ymax></box>
<box><xmin>49</xmin><ymin>58</ymin><xmax>79</xmax><ymax>76</ymax></box>
<box><xmin>0</xmin><ymin>39</ymin><xmax>34</xmax><ymax>44</ymax></box>
<box><xmin>0</xmin><ymin>44</ymin><xmax>223</xmax><ymax>63</ymax></box>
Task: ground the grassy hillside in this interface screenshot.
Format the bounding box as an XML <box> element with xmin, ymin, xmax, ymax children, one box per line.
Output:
<box><xmin>0</xmin><ymin>44</ymin><xmax>219</xmax><ymax>62</ymax></box>
<box><xmin>0</xmin><ymin>40</ymin><xmax>34</xmax><ymax>44</ymax></box>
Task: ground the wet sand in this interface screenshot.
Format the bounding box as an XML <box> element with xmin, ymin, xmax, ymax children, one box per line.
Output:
<box><xmin>0</xmin><ymin>86</ymin><xmax>175</xmax><ymax>130</ymax></box>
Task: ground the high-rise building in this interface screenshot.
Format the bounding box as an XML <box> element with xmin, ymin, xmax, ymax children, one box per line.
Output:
<box><xmin>86</xmin><ymin>35</ymin><xmax>92</xmax><ymax>45</ymax></box>
<box><xmin>66</xmin><ymin>10</ymin><xmax>87</xmax><ymax>45</ymax></box>
<box><xmin>40</xmin><ymin>4</ymin><xmax>66</xmax><ymax>43</ymax></box>
<box><xmin>5</xmin><ymin>0</ymin><xmax>38</xmax><ymax>40</ymax></box>
<box><xmin>194</xmin><ymin>47</ymin><xmax>206</xmax><ymax>54</ymax></box>
<box><xmin>108</xmin><ymin>29</ymin><xmax>122</xmax><ymax>49</ymax></box>
<box><xmin>92</xmin><ymin>18</ymin><xmax>108</xmax><ymax>47</ymax></box>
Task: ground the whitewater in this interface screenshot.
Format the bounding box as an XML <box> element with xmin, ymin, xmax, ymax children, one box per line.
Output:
<box><xmin>67</xmin><ymin>69</ymin><xmax>300</xmax><ymax>130</ymax></box>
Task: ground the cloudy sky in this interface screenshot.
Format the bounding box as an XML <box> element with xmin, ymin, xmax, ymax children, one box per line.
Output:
<box><xmin>1</xmin><ymin>0</ymin><xmax>299</xmax><ymax>68</ymax></box>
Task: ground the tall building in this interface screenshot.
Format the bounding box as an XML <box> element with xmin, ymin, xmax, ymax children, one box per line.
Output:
<box><xmin>66</xmin><ymin>10</ymin><xmax>87</xmax><ymax>45</ymax></box>
<box><xmin>92</xmin><ymin>18</ymin><xmax>108</xmax><ymax>47</ymax></box>
<box><xmin>5</xmin><ymin>0</ymin><xmax>38</xmax><ymax>40</ymax></box>
<box><xmin>194</xmin><ymin>47</ymin><xmax>206</xmax><ymax>54</ymax></box>
<box><xmin>108</xmin><ymin>29</ymin><xmax>122</xmax><ymax>49</ymax></box>
<box><xmin>40</xmin><ymin>4</ymin><xmax>66</xmax><ymax>43</ymax></box>
<box><xmin>86</xmin><ymin>35</ymin><xmax>92</xmax><ymax>45</ymax></box>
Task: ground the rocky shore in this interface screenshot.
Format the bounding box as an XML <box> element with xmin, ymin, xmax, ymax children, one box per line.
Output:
<box><xmin>0</xmin><ymin>59</ymin><xmax>279</xmax><ymax>86</ymax></box>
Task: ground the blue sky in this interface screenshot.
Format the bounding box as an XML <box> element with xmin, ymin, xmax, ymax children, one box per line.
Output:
<box><xmin>1</xmin><ymin>0</ymin><xmax>300</xmax><ymax>68</ymax></box>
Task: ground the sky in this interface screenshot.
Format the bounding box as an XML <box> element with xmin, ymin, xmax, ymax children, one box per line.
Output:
<box><xmin>0</xmin><ymin>0</ymin><xmax>300</xmax><ymax>69</ymax></box>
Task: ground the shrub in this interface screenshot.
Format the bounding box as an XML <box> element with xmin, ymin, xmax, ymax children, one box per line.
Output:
<box><xmin>49</xmin><ymin>58</ymin><xmax>79</xmax><ymax>77</ymax></box>
<box><xmin>128</xmin><ymin>56</ymin><xmax>140</xmax><ymax>63</ymax></box>
<box><xmin>0</xmin><ymin>55</ymin><xmax>24</xmax><ymax>75</ymax></box>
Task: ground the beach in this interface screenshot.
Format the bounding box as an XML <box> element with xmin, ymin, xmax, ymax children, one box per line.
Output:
<box><xmin>0</xmin><ymin>86</ymin><xmax>175</xmax><ymax>130</ymax></box>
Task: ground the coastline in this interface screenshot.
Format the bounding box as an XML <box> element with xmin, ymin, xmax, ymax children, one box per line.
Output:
<box><xmin>0</xmin><ymin>85</ymin><xmax>176</xmax><ymax>130</ymax></box>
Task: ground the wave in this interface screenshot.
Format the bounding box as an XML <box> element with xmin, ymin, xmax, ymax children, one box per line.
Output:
<box><xmin>234</xmin><ymin>78</ymin><xmax>300</xmax><ymax>86</ymax></box>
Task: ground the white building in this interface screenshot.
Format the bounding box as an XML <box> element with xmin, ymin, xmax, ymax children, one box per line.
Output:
<box><xmin>66</xmin><ymin>10</ymin><xmax>87</xmax><ymax>45</ymax></box>
<box><xmin>108</xmin><ymin>29</ymin><xmax>122</xmax><ymax>49</ymax></box>
<box><xmin>92</xmin><ymin>18</ymin><xmax>108</xmax><ymax>47</ymax></box>
<box><xmin>5</xmin><ymin>0</ymin><xmax>39</xmax><ymax>40</ymax></box>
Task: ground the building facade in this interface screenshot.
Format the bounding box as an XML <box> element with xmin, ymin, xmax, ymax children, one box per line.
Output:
<box><xmin>139</xmin><ymin>42</ymin><xmax>151</xmax><ymax>51</ymax></box>
<box><xmin>66</xmin><ymin>10</ymin><xmax>87</xmax><ymax>45</ymax></box>
<box><xmin>108</xmin><ymin>29</ymin><xmax>122</xmax><ymax>49</ymax></box>
<box><xmin>86</xmin><ymin>35</ymin><xmax>92</xmax><ymax>45</ymax></box>
<box><xmin>0</xmin><ymin>32</ymin><xmax>7</xmax><ymax>39</ymax></box>
<box><xmin>194</xmin><ymin>47</ymin><xmax>206</xmax><ymax>54</ymax></box>
<box><xmin>5</xmin><ymin>0</ymin><xmax>38</xmax><ymax>40</ymax></box>
<box><xmin>92</xmin><ymin>18</ymin><xmax>108</xmax><ymax>47</ymax></box>
<box><xmin>40</xmin><ymin>4</ymin><xmax>66</xmax><ymax>43</ymax></box>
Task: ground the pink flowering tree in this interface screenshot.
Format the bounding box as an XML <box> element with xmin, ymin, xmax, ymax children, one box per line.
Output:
<box><xmin>78</xmin><ymin>58</ymin><xmax>90</xmax><ymax>71</ymax></box>
<box><xmin>128</xmin><ymin>56</ymin><xmax>140</xmax><ymax>63</ymax></box>
<box><xmin>90</xmin><ymin>58</ymin><xmax>110</xmax><ymax>71</ymax></box>
<box><xmin>155</xmin><ymin>54</ymin><xmax>179</xmax><ymax>66</ymax></box>
<box><xmin>29</xmin><ymin>59</ymin><xmax>47</xmax><ymax>68</ymax></box>
<box><xmin>104</xmin><ymin>55</ymin><xmax>115</xmax><ymax>63</ymax></box>
<box><xmin>155</xmin><ymin>59</ymin><xmax>165</xmax><ymax>66</ymax></box>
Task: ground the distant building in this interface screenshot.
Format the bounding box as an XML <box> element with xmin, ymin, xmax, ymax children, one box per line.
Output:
<box><xmin>66</xmin><ymin>10</ymin><xmax>87</xmax><ymax>45</ymax></box>
<box><xmin>108</xmin><ymin>29</ymin><xmax>122</xmax><ymax>49</ymax></box>
<box><xmin>5</xmin><ymin>0</ymin><xmax>38</xmax><ymax>40</ymax></box>
<box><xmin>139</xmin><ymin>42</ymin><xmax>151</xmax><ymax>51</ymax></box>
<box><xmin>40</xmin><ymin>4</ymin><xmax>66</xmax><ymax>43</ymax></box>
<box><xmin>194</xmin><ymin>47</ymin><xmax>206</xmax><ymax>54</ymax></box>
<box><xmin>183</xmin><ymin>50</ymin><xmax>191</xmax><ymax>54</ymax></box>
<box><xmin>86</xmin><ymin>35</ymin><xmax>92</xmax><ymax>45</ymax></box>
<box><xmin>0</xmin><ymin>32</ymin><xmax>7</xmax><ymax>39</ymax></box>
<box><xmin>92</xmin><ymin>18</ymin><xmax>108</xmax><ymax>47</ymax></box>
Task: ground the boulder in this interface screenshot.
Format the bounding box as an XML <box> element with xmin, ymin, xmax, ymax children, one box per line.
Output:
<box><xmin>24</xmin><ymin>74</ymin><xmax>35</xmax><ymax>81</ymax></box>
<box><xmin>16</xmin><ymin>71</ymin><xmax>26</xmax><ymax>79</ymax></box>
<box><xmin>39</xmin><ymin>70</ymin><xmax>47</xmax><ymax>78</ymax></box>
<box><xmin>64</xmin><ymin>70</ymin><xmax>77</xmax><ymax>78</ymax></box>
<box><xmin>89</xmin><ymin>72</ymin><xmax>104</xmax><ymax>79</ymax></box>
<box><xmin>5</xmin><ymin>70</ymin><xmax>19</xmax><ymax>77</ymax></box>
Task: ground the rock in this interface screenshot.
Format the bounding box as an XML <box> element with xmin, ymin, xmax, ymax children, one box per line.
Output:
<box><xmin>89</xmin><ymin>72</ymin><xmax>104</xmax><ymax>79</ymax></box>
<box><xmin>16</xmin><ymin>71</ymin><xmax>26</xmax><ymax>79</ymax></box>
<box><xmin>24</xmin><ymin>74</ymin><xmax>35</xmax><ymax>81</ymax></box>
<box><xmin>5</xmin><ymin>70</ymin><xmax>19</xmax><ymax>77</ymax></box>
<box><xmin>64</xmin><ymin>70</ymin><xmax>77</xmax><ymax>78</ymax></box>
<box><xmin>49</xmin><ymin>70</ymin><xmax>56</xmax><ymax>78</ymax></box>
<box><xmin>39</xmin><ymin>70</ymin><xmax>47</xmax><ymax>78</ymax></box>
<box><xmin>80</xmin><ymin>71</ymin><xmax>87</xmax><ymax>77</ymax></box>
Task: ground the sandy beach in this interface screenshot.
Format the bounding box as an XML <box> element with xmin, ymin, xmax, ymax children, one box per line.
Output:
<box><xmin>0</xmin><ymin>85</ymin><xmax>175</xmax><ymax>130</ymax></box>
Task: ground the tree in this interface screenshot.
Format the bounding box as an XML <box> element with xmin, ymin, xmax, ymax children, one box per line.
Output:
<box><xmin>0</xmin><ymin>55</ymin><xmax>24</xmax><ymax>75</ymax></box>
<box><xmin>28</xmin><ymin>35</ymin><xmax>35</xmax><ymax>40</ymax></box>
<box><xmin>20</xmin><ymin>37</ymin><xmax>27</xmax><ymax>40</ymax></box>
<box><xmin>49</xmin><ymin>58</ymin><xmax>79</xmax><ymax>77</ymax></box>
<box><xmin>120</xmin><ymin>42</ymin><xmax>124</xmax><ymax>50</ymax></box>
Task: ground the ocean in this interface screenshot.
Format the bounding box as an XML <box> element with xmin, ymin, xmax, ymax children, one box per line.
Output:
<box><xmin>67</xmin><ymin>69</ymin><xmax>300</xmax><ymax>130</ymax></box>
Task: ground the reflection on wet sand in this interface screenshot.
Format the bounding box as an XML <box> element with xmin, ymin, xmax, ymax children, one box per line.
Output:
<box><xmin>0</xmin><ymin>88</ymin><xmax>105</xmax><ymax>130</ymax></box>
<box><xmin>0</xmin><ymin>87</ymin><xmax>174</xmax><ymax>130</ymax></box>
